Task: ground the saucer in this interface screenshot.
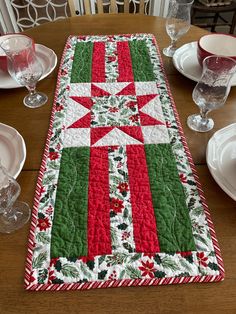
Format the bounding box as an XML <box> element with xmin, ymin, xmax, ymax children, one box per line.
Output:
<box><xmin>207</xmin><ymin>123</ymin><xmax>236</xmax><ymax>201</ymax></box>
<box><xmin>0</xmin><ymin>44</ymin><xmax>57</xmax><ymax>89</ymax></box>
<box><xmin>173</xmin><ymin>42</ymin><xmax>236</xmax><ymax>86</ymax></box>
<box><xmin>0</xmin><ymin>123</ymin><xmax>26</xmax><ymax>178</ymax></box>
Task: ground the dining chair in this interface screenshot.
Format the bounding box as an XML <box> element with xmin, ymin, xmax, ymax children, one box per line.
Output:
<box><xmin>191</xmin><ymin>0</ymin><xmax>236</xmax><ymax>34</ymax></box>
<box><xmin>5</xmin><ymin>0</ymin><xmax>77</xmax><ymax>32</ymax></box>
<box><xmin>84</xmin><ymin>0</ymin><xmax>148</xmax><ymax>15</ymax></box>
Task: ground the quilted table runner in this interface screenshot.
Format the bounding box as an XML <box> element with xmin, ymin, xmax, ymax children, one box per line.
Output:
<box><xmin>25</xmin><ymin>34</ymin><xmax>224</xmax><ymax>291</ymax></box>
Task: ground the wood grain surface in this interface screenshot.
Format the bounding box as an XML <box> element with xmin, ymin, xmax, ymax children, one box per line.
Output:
<box><xmin>0</xmin><ymin>14</ymin><xmax>235</xmax><ymax>314</ymax></box>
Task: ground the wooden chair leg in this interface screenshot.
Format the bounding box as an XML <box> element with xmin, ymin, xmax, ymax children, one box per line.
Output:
<box><xmin>230</xmin><ymin>10</ymin><xmax>236</xmax><ymax>34</ymax></box>
<box><xmin>211</xmin><ymin>12</ymin><xmax>219</xmax><ymax>32</ymax></box>
<box><xmin>191</xmin><ymin>8</ymin><xmax>197</xmax><ymax>25</ymax></box>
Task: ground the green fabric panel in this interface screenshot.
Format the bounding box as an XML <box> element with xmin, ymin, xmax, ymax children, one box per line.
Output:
<box><xmin>70</xmin><ymin>42</ymin><xmax>93</xmax><ymax>83</ymax></box>
<box><xmin>129</xmin><ymin>39</ymin><xmax>156</xmax><ymax>81</ymax></box>
<box><xmin>145</xmin><ymin>144</ymin><xmax>196</xmax><ymax>253</ymax></box>
<box><xmin>51</xmin><ymin>147</ymin><xmax>90</xmax><ymax>258</ymax></box>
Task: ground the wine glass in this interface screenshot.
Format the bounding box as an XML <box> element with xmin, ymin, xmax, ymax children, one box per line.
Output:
<box><xmin>163</xmin><ymin>0</ymin><xmax>194</xmax><ymax>57</ymax></box>
<box><xmin>187</xmin><ymin>56</ymin><xmax>236</xmax><ymax>133</ymax></box>
<box><xmin>0</xmin><ymin>35</ymin><xmax>48</xmax><ymax>108</ymax></box>
<box><xmin>0</xmin><ymin>160</ymin><xmax>31</xmax><ymax>233</ymax></box>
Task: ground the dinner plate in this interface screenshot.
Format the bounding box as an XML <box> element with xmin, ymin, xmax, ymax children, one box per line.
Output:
<box><xmin>206</xmin><ymin>123</ymin><xmax>236</xmax><ymax>201</ymax></box>
<box><xmin>0</xmin><ymin>123</ymin><xmax>26</xmax><ymax>178</ymax></box>
<box><xmin>173</xmin><ymin>42</ymin><xmax>236</xmax><ymax>86</ymax></box>
<box><xmin>0</xmin><ymin>44</ymin><xmax>57</xmax><ymax>89</ymax></box>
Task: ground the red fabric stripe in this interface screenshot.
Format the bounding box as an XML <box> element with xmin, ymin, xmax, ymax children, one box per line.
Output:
<box><xmin>87</xmin><ymin>147</ymin><xmax>112</xmax><ymax>258</ymax></box>
<box><xmin>126</xmin><ymin>145</ymin><xmax>160</xmax><ymax>253</ymax></box>
<box><xmin>117</xmin><ymin>41</ymin><xmax>134</xmax><ymax>82</ymax></box>
<box><xmin>92</xmin><ymin>42</ymin><xmax>105</xmax><ymax>82</ymax></box>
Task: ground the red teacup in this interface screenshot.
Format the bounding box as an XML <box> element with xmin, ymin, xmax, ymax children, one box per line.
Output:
<box><xmin>197</xmin><ymin>33</ymin><xmax>236</xmax><ymax>66</ymax></box>
<box><xmin>0</xmin><ymin>34</ymin><xmax>35</xmax><ymax>72</ymax></box>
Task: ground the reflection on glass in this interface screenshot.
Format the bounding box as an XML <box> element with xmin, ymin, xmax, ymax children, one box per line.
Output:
<box><xmin>163</xmin><ymin>0</ymin><xmax>193</xmax><ymax>57</ymax></box>
<box><xmin>0</xmin><ymin>35</ymin><xmax>48</xmax><ymax>108</ymax></box>
<box><xmin>187</xmin><ymin>56</ymin><xmax>236</xmax><ymax>132</ymax></box>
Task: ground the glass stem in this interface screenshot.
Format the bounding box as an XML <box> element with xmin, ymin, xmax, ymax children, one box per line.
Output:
<box><xmin>200</xmin><ymin>107</ymin><xmax>210</xmax><ymax>124</ymax></box>
<box><xmin>26</xmin><ymin>85</ymin><xmax>36</xmax><ymax>96</ymax></box>
<box><xmin>170</xmin><ymin>39</ymin><xmax>177</xmax><ymax>50</ymax></box>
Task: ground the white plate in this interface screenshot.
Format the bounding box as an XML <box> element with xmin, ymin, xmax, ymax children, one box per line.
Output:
<box><xmin>0</xmin><ymin>44</ymin><xmax>57</xmax><ymax>89</ymax></box>
<box><xmin>207</xmin><ymin>123</ymin><xmax>236</xmax><ymax>201</ymax></box>
<box><xmin>0</xmin><ymin>123</ymin><xmax>26</xmax><ymax>178</ymax></box>
<box><xmin>173</xmin><ymin>42</ymin><xmax>236</xmax><ymax>86</ymax></box>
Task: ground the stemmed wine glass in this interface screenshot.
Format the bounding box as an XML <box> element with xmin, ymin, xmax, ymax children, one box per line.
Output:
<box><xmin>187</xmin><ymin>56</ymin><xmax>236</xmax><ymax>132</ymax></box>
<box><xmin>163</xmin><ymin>0</ymin><xmax>194</xmax><ymax>57</ymax></box>
<box><xmin>0</xmin><ymin>161</ymin><xmax>31</xmax><ymax>233</ymax></box>
<box><xmin>0</xmin><ymin>35</ymin><xmax>48</xmax><ymax>108</ymax></box>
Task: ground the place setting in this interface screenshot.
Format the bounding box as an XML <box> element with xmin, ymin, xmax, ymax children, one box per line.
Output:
<box><xmin>0</xmin><ymin>34</ymin><xmax>57</xmax><ymax>90</ymax></box>
<box><xmin>162</xmin><ymin>0</ymin><xmax>236</xmax><ymax>202</ymax></box>
<box><xmin>0</xmin><ymin>33</ymin><xmax>58</xmax><ymax>233</ymax></box>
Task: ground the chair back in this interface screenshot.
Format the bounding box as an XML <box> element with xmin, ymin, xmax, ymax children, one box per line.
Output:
<box><xmin>84</xmin><ymin>0</ymin><xmax>147</xmax><ymax>14</ymax></box>
<box><xmin>7</xmin><ymin>0</ymin><xmax>76</xmax><ymax>32</ymax></box>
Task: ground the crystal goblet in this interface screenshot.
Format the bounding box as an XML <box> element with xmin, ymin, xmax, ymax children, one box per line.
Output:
<box><xmin>0</xmin><ymin>35</ymin><xmax>48</xmax><ymax>108</ymax></box>
<box><xmin>187</xmin><ymin>56</ymin><xmax>236</xmax><ymax>132</ymax></box>
<box><xmin>163</xmin><ymin>0</ymin><xmax>194</xmax><ymax>57</ymax></box>
<box><xmin>0</xmin><ymin>161</ymin><xmax>31</xmax><ymax>233</ymax></box>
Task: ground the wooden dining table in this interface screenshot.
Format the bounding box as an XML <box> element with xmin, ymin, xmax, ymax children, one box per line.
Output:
<box><xmin>0</xmin><ymin>14</ymin><xmax>236</xmax><ymax>314</ymax></box>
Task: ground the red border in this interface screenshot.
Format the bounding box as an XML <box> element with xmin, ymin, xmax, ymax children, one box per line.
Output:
<box><xmin>24</xmin><ymin>34</ymin><xmax>224</xmax><ymax>291</ymax></box>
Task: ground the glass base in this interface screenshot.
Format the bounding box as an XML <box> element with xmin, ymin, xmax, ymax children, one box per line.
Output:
<box><xmin>0</xmin><ymin>201</ymin><xmax>31</xmax><ymax>233</ymax></box>
<box><xmin>187</xmin><ymin>114</ymin><xmax>214</xmax><ymax>132</ymax></box>
<box><xmin>24</xmin><ymin>92</ymin><xmax>48</xmax><ymax>109</ymax></box>
<box><xmin>163</xmin><ymin>45</ymin><xmax>177</xmax><ymax>57</ymax></box>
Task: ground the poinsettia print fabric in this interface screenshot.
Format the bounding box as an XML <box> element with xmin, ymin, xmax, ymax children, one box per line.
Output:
<box><xmin>25</xmin><ymin>34</ymin><xmax>224</xmax><ymax>291</ymax></box>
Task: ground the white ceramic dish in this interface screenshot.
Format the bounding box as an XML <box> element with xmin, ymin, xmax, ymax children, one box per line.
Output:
<box><xmin>173</xmin><ymin>42</ymin><xmax>236</xmax><ymax>86</ymax></box>
<box><xmin>207</xmin><ymin>123</ymin><xmax>236</xmax><ymax>201</ymax></box>
<box><xmin>0</xmin><ymin>44</ymin><xmax>57</xmax><ymax>89</ymax></box>
<box><xmin>0</xmin><ymin>123</ymin><xmax>26</xmax><ymax>179</ymax></box>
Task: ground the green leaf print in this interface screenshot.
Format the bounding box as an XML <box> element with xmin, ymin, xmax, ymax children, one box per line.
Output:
<box><xmin>191</xmin><ymin>206</ymin><xmax>203</xmax><ymax>216</ymax></box>
<box><xmin>38</xmin><ymin>268</ymin><xmax>48</xmax><ymax>284</ymax></box>
<box><xmin>61</xmin><ymin>264</ymin><xmax>80</xmax><ymax>278</ymax></box>
<box><xmin>161</xmin><ymin>257</ymin><xmax>179</xmax><ymax>271</ymax></box>
<box><xmin>117</xmin><ymin>223</ymin><xmax>128</xmax><ymax>230</ymax></box>
<box><xmin>179</xmin><ymin>259</ymin><xmax>193</xmax><ymax>273</ymax></box>
<box><xmin>42</xmin><ymin>175</ymin><xmax>55</xmax><ymax>185</ymax></box>
<box><xmin>154</xmin><ymin>270</ymin><xmax>166</xmax><ymax>278</ymax></box>
<box><xmin>32</xmin><ymin>251</ymin><xmax>48</xmax><ymax>269</ymax></box>
<box><xmin>125</xmin><ymin>266</ymin><xmax>142</xmax><ymax>279</ymax></box>
<box><xmin>130</xmin><ymin>253</ymin><xmax>142</xmax><ymax>262</ymax></box>
<box><xmin>80</xmin><ymin>263</ymin><xmax>92</xmax><ymax>279</ymax></box>
<box><xmin>55</xmin><ymin>260</ymin><xmax>62</xmax><ymax>272</ymax></box>
<box><xmin>119</xmin><ymin>269</ymin><xmax>126</xmax><ymax>279</ymax></box>
<box><xmin>194</xmin><ymin>234</ymin><xmax>209</xmax><ymax>247</ymax></box>
<box><xmin>98</xmin><ymin>255</ymin><xmax>106</xmax><ymax>266</ymax></box>
<box><xmin>110</xmin><ymin>227</ymin><xmax>119</xmax><ymax>244</ymax></box>
<box><xmin>98</xmin><ymin>270</ymin><xmax>107</xmax><ymax>280</ymax></box>
<box><xmin>36</xmin><ymin>232</ymin><xmax>50</xmax><ymax>244</ymax></box>
<box><xmin>208</xmin><ymin>262</ymin><xmax>219</xmax><ymax>271</ymax></box>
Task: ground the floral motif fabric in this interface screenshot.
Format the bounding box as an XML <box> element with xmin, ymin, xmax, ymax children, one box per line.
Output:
<box><xmin>24</xmin><ymin>34</ymin><xmax>224</xmax><ymax>291</ymax></box>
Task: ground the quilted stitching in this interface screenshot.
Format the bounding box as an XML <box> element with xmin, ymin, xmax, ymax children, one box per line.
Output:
<box><xmin>25</xmin><ymin>34</ymin><xmax>223</xmax><ymax>290</ymax></box>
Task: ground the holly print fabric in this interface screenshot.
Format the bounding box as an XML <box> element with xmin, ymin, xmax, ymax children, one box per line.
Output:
<box><xmin>25</xmin><ymin>34</ymin><xmax>224</xmax><ymax>291</ymax></box>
